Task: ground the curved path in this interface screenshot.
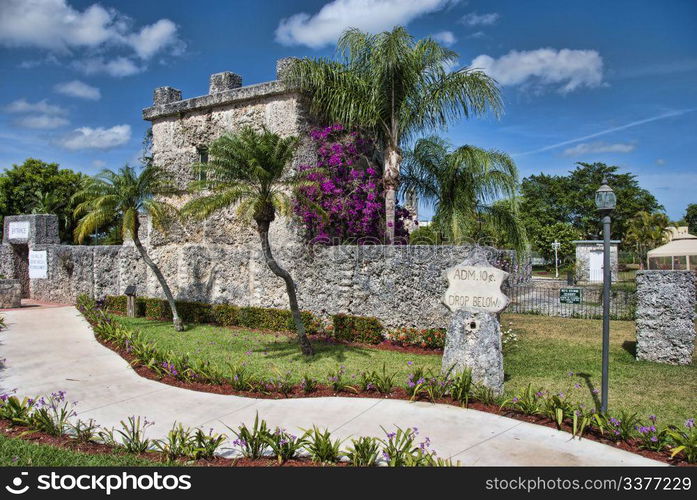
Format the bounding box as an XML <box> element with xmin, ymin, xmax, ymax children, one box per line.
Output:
<box><xmin>0</xmin><ymin>305</ymin><xmax>662</xmax><ymax>466</ymax></box>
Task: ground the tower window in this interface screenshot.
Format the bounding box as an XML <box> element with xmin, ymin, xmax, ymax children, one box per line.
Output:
<box><xmin>196</xmin><ymin>147</ymin><xmax>208</xmax><ymax>181</ymax></box>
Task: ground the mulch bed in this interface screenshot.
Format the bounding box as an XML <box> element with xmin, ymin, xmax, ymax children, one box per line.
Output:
<box><xmin>0</xmin><ymin>420</ymin><xmax>333</xmax><ymax>467</ymax></box>
<box><xmin>88</xmin><ymin>313</ymin><xmax>693</xmax><ymax>466</ymax></box>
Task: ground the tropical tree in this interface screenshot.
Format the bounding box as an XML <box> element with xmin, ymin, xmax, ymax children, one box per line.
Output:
<box><xmin>181</xmin><ymin>127</ymin><xmax>315</xmax><ymax>356</ymax></box>
<box><xmin>685</xmin><ymin>203</ymin><xmax>697</xmax><ymax>234</ymax></box>
<box><xmin>0</xmin><ymin>158</ymin><xmax>85</xmax><ymax>242</ymax></box>
<box><xmin>624</xmin><ymin>211</ymin><xmax>671</xmax><ymax>269</ymax></box>
<box><xmin>400</xmin><ymin>136</ymin><xmax>526</xmax><ymax>250</ymax></box>
<box><xmin>73</xmin><ymin>165</ymin><xmax>184</xmax><ymax>331</ymax></box>
<box><xmin>283</xmin><ymin>26</ymin><xmax>502</xmax><ymax>242</ymax></box>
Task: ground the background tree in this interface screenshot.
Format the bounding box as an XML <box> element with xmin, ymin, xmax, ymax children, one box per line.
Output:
<box><xmin>73</xmin><ymin>165</ymin><xmax>183</xmax><ymax>331</ymax></box>
<box><xmin>536</xmin><ymin>222</ymin><xmax>581</xmax><ymax>268</ymax></box>
<box><xmin>685</xmin><ymin>203</ymin><xmax>697</xmax><ymax>234</ymax></box>
<box><xmin>401</xmin><ymin>136</ymin><xmax>526</xmax><ymax>250</ymax></box>
<box><xmin>624</xmin><ymin>211</ymin><xmax>670</xmax><ymax>269</ymax></box>
<box><xmin>520</xmin><ymin>162</ymin><xmax>661</xmax><ymax>246</ymax></box>
<box><xmin>283</xmin><ymin>26</ymin><xmax>502</xmax><ymax>242</ymax></box>
<box><xmin>181</xmin><ymin>127</ymin><xmax>314</xmax><ymax>356</ymax></box>
<box><xmin>0</xmin><ymin>158</ymin><xmax>85</xmax><ymax>242</ymax></box>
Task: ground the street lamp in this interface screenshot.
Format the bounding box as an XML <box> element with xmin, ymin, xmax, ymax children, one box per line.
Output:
<box><xmin>552</xmin><ymin>240</ymin><xmax>561</xmax><ymax>278</ymax></box>
<box><xmin>595</xmin><ymin>176</ymin><xmax>616</xmax><ymax>414</ymax></box>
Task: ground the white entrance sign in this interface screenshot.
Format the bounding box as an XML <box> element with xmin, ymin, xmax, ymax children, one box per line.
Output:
<box><xmin>442</xmin><ymin>265</ymin><xmax>509</xmax><ymax>313</ymax></box>
<box><xmin>28</xmin><ymin>250</ymin><xmax>48</xmax><ymax>279</ymax></box>
<box><xmin>8</xmin><ymin>221</ymin><xmax>30</xmax><ymax>240</ymax></box>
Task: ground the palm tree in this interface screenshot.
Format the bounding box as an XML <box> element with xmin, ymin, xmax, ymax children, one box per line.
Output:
<box><xmin>401</xmin><ymin>136</ymin><xmax>526</xmax><ymax>250</ymax></box>
<box><xmin>282</xmin><ymin>26</ymin><xmax>502</xmax><ymax>243</ymax></box>
<box><xmin>73</xmin><ymin>165</ymin><xmax>184</xmax><ymax>331</ymax></box>
<box><xmin>31</xmin><ymin>190</ymin><xmax>64</xmax><ymax>214</ymax></box>
<box><xmin>625</xmin><ymin>211</ymin><xmax>670</xmax><ymax>269</ymax></box>
<box><xmin>181</xmin><ymin>127</ymin><xmax>314</xmax><ymax>356</ymax></box>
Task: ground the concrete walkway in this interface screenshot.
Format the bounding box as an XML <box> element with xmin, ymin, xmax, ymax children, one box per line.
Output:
<box><xmin>0</xmin><ymin>305</ymin><xmax>663</xmax><ymax>466</ymax></box>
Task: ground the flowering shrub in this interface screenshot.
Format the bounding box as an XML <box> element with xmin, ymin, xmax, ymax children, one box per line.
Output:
<box><xmin>294</xmin><ymin>124</ymin><xmax>411</xmax><ymax>244</ymax></box>
<box><xmin>385</xmin><ymin>327</ymin><xmax>446</xmax><ymax>349</ymax></box>
<box><xmin>668</xmin><ymin>418</ymin><xmax>697</xmax><ymax>463</ymax></box>
<box><xmin>332</xmin><ymin>313</ymin><xmax>383</xmax><ymax>344</ymax></box>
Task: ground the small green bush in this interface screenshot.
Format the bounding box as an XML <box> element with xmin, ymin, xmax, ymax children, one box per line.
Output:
<box><xmin>211</xmin><ymin>304</ymin><xmax>241</xmax><ymax>326</ymax></box>
<box><xmin>104</xmin><ymin>295</ymin><xmax>127</xmax><ymax>314</ymax></box>
<box><xmin>104</xmin><ymin>295</ymin><xmax>320</xmax><ymax>333</ymax></box>
<box><xmin>332</xmin><ymin>313</ymin><xmax>383</xmax><ymax>344</ymax></box>
<box><xmin>144</xmin><ymin>298</ymin><xmax>171</xmax><ymax>321</ymax></box>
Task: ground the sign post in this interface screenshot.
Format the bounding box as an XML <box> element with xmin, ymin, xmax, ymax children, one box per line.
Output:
<box><xmin>559</xmin><ymin>287</ymin><xmax>582</xmax><ymax>304</ymax></box>
<box><xmin>441</xmin><ymin>256</ymin><xmax>509</xmax><ymax>394</ymax></box>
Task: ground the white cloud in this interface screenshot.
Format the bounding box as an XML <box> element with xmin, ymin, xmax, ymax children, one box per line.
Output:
<box><xmin>15</xmin><ymin>115</ymin><xmax>69</xmax><ymax>129</ymax></box>
<box><xmin>73</xmin><ymin>57</ymin><xmax>143</xmax><ymax>77</ymax></box>
<box><xmin>275</xmin><ymin>0</ymin><xmax>457</xmax><ymax>48</ymax></box>
<box><xmin>471</xmin><ymin>48</ymin><xmax>604</xmax><ymax>93</ymax></box>
<box><xmin>54</xmin><ymin>80</ymin><xmax>101</xmax><ymax>100</ymax></box>
<box><xmin>126</xmin><ymin>19</ymin><xmax>182</xmax><ymax>59</ymax></box>
<box><xmin>656</xmin><ymin>158</ymin><xmax>666</xmax><ymax>165</ymax></box>
<box><xmin>431</xmin><ymin>30</ymin><xmax>456</xmax><ymax>46</ymax></box>
<box><xmin>461</xmin><ymin>12</ymin><xmax>499</xmax><ymax>26</ymax></box>
<box><xmin>92</xmin><ymin>159</ymin><xmax>106</xmax><ymax>168</ymax></box>
<box><xmin>562</xmin><ymin>141</ymin><xmax>636</xmax><ymax>156</ymax></box>
<box><xmin>57</xmin><ymin>124</ymin><xmax>131</xmax><ymax>150</ymax></box>
<box><xmin>5</xmin><ymin>98</ymin><xmax>67</xmax><ymax>115</ymax></box>
<box><xmin>0</xmin><ymin>0</ymin><xmax>182</xmax><ymax>73</ymax></box>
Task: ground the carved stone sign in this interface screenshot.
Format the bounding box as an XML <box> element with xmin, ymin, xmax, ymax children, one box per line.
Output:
<box><xmin>28</xmin><ymin>250</ymin><xmax>47</xmax><ymax>279</ymax></box>
<box><xmin>8</xmin><ymin>221</ymin><xmax>30</xmax><ymax>240</ymax></box>
<box><xmin>442</xmin><ymin>265</ymin><xmax>509</xmax><ymax>313</ymax></box>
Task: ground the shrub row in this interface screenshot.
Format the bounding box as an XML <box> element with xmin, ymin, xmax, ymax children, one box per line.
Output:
<box><xmin>102</xmin><ymin>296</ymin><xmax>448</xmax><ymax>349</ymax></box>
<box><xmin>103</xmin><ymin>295</ymin><xmax>321</xmax><ymax>334</ymax></box>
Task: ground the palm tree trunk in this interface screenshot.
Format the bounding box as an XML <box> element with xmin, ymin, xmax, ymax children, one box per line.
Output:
<box><xmin>384</xmin><ymin>147</ymin><xmax>401</xmax><ymax>244</ymax></box>
<box><xmin>132</xmin><ymin>220</ymin><xmax>183</xmax><ymax>332</ymax></box>
<box><xmin>256</xmin><ymin>220</ymin><xmax>314</xmax><ymax>356</ymax></box>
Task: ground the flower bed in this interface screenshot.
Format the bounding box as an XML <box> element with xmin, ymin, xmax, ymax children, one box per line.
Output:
<box><xmin>77</xmin><ymin>294</ymin><xmax>696</xmax><ymax>466</ymax></box>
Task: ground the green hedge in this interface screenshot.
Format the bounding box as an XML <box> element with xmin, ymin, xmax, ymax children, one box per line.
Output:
<box><xmin>332</xmin><ymin>313</ymin><xmax>384</xmax><ymax>344</ymax></box>
<box><xmin>103</xmin><ymin>295</ymin><xmax>320</xmax><ymax>334</ymax></box>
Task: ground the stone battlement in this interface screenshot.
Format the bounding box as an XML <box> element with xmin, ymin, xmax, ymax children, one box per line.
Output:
<box><xmin>143</xmin><ymin>58</ymin><xmax>300</xmax><ymax>121</ymax></box>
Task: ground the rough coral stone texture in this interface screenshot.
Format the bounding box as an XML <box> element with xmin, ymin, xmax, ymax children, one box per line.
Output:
<box><xmin>442</xmin><ymin>310</ymin><xmax>504</xmax><ymax>394</ymax></box>
<box><xmin>209</xmin><ymin>72</ymin><xmax>242</xmax><ymax>93</ymax></box>
<box><xmin>0</xmin><ymin>279</ymin><xmax>21</xmax><ymax>308</ymax></box>
<box><xmin>636</xmin><ymin>270</ymin><xmax>696</xmax><ymax>365</ymax></box>
<box><xmin>153</xmin><ymin>87</ymin><xmax>181</xmax><ymax>105</ymax></box>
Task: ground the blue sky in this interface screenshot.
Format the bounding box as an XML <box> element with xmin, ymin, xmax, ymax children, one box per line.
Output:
<box><xmin>1</xmin><ymin>0</ymin><xmax>695</xmax><ymax>219</ymax></box>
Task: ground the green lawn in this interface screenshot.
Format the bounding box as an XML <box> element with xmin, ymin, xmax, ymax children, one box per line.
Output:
<box><xmin>0</xmin><ymin>434</ymin><xmax>162</xmax><ymax>466</ymax></box>
<box><xmin>502</xmin><ymin>314</ymin><xmax>696</xmax><ymax>427</ymax></box>
<box><xmin>116</xmin><ymin>315</ymin><xmax>441</xmax><ymax>383</ymax></box>
<box><xmin>114</xmin><ymin>313</ymin><xmax>696</xmax><ymax>426</ymax></box>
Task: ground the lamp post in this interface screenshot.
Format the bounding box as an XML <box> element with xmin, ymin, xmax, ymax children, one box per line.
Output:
<box><xmin>595</xmin><ymin>176</ymin><xmax>616</xmax><ymax>414</ymax></box>
<box><xmin>552</xmin><ymin>240</ymin><xmax>561</xmax><ymax>278</ymax></box>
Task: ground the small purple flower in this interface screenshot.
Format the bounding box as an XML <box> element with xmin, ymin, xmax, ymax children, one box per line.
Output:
<box><xmin>649</xmin><ymin>415</ymin><xmax>657</xmax><ymax>423</ymax></box>
<box><xmin>686</xmin><ymin>418</ymin><xmax>695</xmax><ymax>429</ymax></box>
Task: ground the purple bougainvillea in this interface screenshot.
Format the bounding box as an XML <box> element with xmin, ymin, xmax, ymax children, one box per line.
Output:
<box><xmin>294</xmin><ymin>124</ymin><xmax>411</xmax><ymax>244</ymax></box>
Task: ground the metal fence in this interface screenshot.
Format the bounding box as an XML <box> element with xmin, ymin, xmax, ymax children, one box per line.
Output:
<box><xmin>503</xmin><ymin>284</ymin><xmax>637</xmax><ymax>320</ymax></box>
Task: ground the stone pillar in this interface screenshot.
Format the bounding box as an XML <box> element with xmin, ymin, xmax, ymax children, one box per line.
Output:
<box><xmin>209</xmin><ymin>72</ymin><xmax>242</xmax><ymax>93</ymax></box>
<box><xmin>0</xmin><ymin>279</ymin><xmax>21</xmax><ymax>308</ymax></box>
<box><xmin>276</xmin><ymin>57</ymin><xmax>300</xmax><ymax>80</ymax></box>
<box><xmin>636</xmin><ymin>270</ymin><xmax>696</xmax><ymax>365</ymax></box>
<box><xmin>440</xmin><ymin>247</ymin><xmax>509</xmax><ymax>394</ymax></box>
<box><xmin>442</xmin><ymin>310</ymin><xmax>504</xmax><ymax>393</ymax></box>
<box><xmin>153</xmin><ymin>87</ymin><xmax>182</xmax><ymax>105</ymax></box>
